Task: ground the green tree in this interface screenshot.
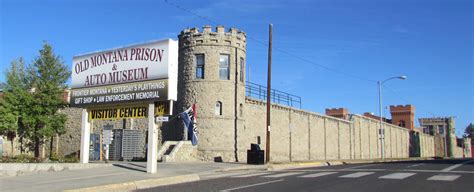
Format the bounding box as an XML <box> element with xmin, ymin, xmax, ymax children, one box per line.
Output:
<box><xmin>0</xmin><ymin>58</ymin><xmax>33</xmax><ymax>155</ymax></box>
<box><xmin>465</xmin><ymin>123</ymin><xmax>473</xmax><ymax>137</ymax></box>
<box><xmin>25</xmin><ymin>42</ymin><xmax>70</xmax><ymax>159</ymax></box>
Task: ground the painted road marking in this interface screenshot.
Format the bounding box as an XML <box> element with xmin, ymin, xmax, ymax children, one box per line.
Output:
<box><xmin>342</xmin><ymin>164</ymin><xmax>379</xmax><ymax>170</ymax></box>
<box><xmin>441</xmin><ymin>160</ymin><xmax>474</xmax><ymax>172</ymax></box>
<box><xmin>262</xmin><ymin>172</ymin><xmax>305</xmax><ymax>178</ymax></box>
<box><xmin>407</xmin><ymin>163</ymin><xmax>424</xmax><ymax>168</ymax></box>
<box><xmin>219</xmin><ymin>179</ymin><xmax>284</xmax><ymax>192</ymax></box>
<box><xmin>404</xmin><ymin>169</ymin><xmax>474</xmax><ymax>174</ymax></box>
<box><xmin>339</xmin><ymin>172</ymin><xmax>374</xmax><ymax>178</ymax></box>
<box><xmin>35</xmin><ymin>172</ymin><xmax>126</xmax><ymax>185</ymax></box>
<box><xmin>427</xmin><ymin>174</ymin><xmax>461</xmax><ymax>181</ymax></box>
<box><xmin>231</xmin><ymin>172</ymin><xmax>271</xmax><ymax>178</ymax></box>
<box><xmin>299</xmin><ymin>172</ymin><xmax>338</xmax><ymax>178</ymax></box>
<box><xmin>379</xmin><ymin>172</ymin><xmax>416</xmax><ymax>180</ymax></box>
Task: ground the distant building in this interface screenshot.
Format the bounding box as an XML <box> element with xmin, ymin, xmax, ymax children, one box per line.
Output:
<box><xmin>419</xmin><ymin>117</ymin><xmax>456</xmax><ymax>157</ymax></box>
<box><xmin>325</xmin><ymin>108</ymin><xmax>350</xmax><ymax>120</ymax></box>
<box><xmin>362</xmin><ymin>112</ymin><xmax>391</xmax><ymax>123</ymax></box>
<box><xmin>466</xmin><ymin>123</ymin><xmax>474</xmax><ymax>158</ymax></box>
<box><xmin>390</xmin><ymin>105</ymin><xmax>415</xmax><ymax>130</ymax></box>
<box><xmin>326</xmin><ymin>105</ymin><xmax>415</xmax><ymax>130</ymax></box>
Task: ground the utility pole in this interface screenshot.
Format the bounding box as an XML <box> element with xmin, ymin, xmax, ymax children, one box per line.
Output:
<box><xmin>266</xmin><ymin>24</ymin><xmax>273</xmax><ymax>163</ymax></box>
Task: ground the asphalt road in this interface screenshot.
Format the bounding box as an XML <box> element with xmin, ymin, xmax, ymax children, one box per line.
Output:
<box><xmin>138</xmin><ymin>158</ymin><xmax>474</xmax><ymax>192</ymax></box>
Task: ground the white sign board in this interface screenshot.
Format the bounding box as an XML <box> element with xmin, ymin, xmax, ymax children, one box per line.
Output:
<box><xmin>155</xmin><ymin>116</ymin><xmax>169</xmax><ymax>122</ymax></box>
<box><xmin>71</xmin><ymin>39</ymin><xmax>178</xmax><ymax>107</ymax></box>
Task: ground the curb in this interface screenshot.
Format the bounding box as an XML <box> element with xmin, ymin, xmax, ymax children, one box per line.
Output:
<box><xmin>268</xmin><ymin>162</ymin><xmax>327</xmax><ymax>171</ymax></box>
<box><xmin>64</xmin><ymin>174</ymin><xmax>200</xmax><ymax>192</ymax></box>
<box><xmin>219</xmin><ymin>165</ymin><xmax>268</xmax><ymax>172</ymax></box>
<box><xmin>266</xmin><ymin>158</ymin><xmax>435</xmax><ymax>171</ymax></box>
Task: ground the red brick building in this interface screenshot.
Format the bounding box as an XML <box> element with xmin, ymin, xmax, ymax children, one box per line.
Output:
<box><xmin>363</xmin><ymin>112</ymin><xmax>391</xmax><ymax>123</ymax></box>
<box><xmin>326</xmin><ymin>104</ymin><xmax>416</xmax><ymax>130</ymax></box>
<box><xmin>325</xmin><ymin>108</ymin><xmax>350</xmax><ymax>120</ymax></box>
<box><xmin>390</xmin><ymin>105</ymin><xmax>415</xmax><ymax>130</ymax></box>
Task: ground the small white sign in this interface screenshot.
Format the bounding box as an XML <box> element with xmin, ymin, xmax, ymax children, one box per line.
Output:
<box><xmin>102</xmin><ymin>130</ymin><xmax>113</xmax><ymax>144</ymax></box>
<box><xmin>156</xmin><ymin>116</ymin><xmax>169</xmax><ymax>122</ymax></box>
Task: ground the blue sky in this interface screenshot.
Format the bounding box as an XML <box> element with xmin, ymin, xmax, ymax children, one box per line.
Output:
<box><xmin>1</xmin><ymin>0</ymin><xmax>472</xmax><ymax>136</ymax></box>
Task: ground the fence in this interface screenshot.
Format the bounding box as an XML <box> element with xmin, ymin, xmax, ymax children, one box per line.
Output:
<box><xmin>245</xmin><ymin>81</ymin><xmax>302</xmax><ymax>108</ymax></box>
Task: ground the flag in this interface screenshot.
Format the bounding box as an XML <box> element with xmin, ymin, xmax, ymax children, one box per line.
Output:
<box><xmin>179</xmin><ymin>104</ymin><xmax>198</xmax><ymax>146</ymax></box>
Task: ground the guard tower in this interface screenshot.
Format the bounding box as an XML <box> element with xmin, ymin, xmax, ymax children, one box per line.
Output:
<box><xmin>177</xmin><ymin>26</ymin><xmax>247</xmax><ymax>161</ymax></box>
<box><xmin>390</xmin><ymin>105</ymin><xmax>415</xmax><ymax>130</ymax></box>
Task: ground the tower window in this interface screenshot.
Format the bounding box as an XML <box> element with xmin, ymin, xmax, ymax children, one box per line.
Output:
<box><xmin>398</xmin><ymin>120</ymin><xmax>406</xmax><ymax>128</ymax></box>
<box><xmin>240</xmin><ymin>57</ymin><xmax>245</xmax><ymax>82</ymax></box>
<box><xmin>195</xmin><ymin>54</ymin><xmax>205</xmax><ymax>79</ymax></box>
<box><xmin>219</xmin><ymin>54</ymin><xmax>230</xmax><ymax>80</ymax></box>
<box><xmin>215</xmin><ymin>101</ymin><xmax>222</xmax><ymax>116</ymax></box>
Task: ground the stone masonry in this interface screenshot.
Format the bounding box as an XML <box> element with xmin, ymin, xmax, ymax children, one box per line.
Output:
<box><xmin>176</xmin><ymin>26</ymin><xmax>246</xmax><ymax>162</ymax></box>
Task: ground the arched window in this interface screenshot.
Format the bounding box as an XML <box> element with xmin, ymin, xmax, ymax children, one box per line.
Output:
<box><xmin>215</xmin><ymin>101</ymin><xmax>222</xmax><ymax>116</ymax></box>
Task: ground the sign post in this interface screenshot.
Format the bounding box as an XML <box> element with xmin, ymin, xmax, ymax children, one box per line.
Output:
<box><xmin>80</xmin><ymin>109</ymin><xmax>90</xmax><ymax>163</ymax></box>
<box><xmin>147</xmin><ymin>102</ymin><xmax>158</xmax><ymax>173</ymax></box>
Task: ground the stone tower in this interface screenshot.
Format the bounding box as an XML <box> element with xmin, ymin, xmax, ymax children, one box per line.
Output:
<box><xmin>177</xmin><ymin>26</ymin><xmax>247</xmax><ymax>162</ymax></box>
<box><xmin>390</xmin><ymin>105</ymin><xmax>415</xmax><ymax>130</ymax></box>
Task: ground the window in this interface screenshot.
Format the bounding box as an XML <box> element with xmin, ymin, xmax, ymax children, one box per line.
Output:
<box><xmin>219</xmin><ymin>54</ymin><xmax>229</xmax><ymax>80</ymax></box>
<box><xmin>195</xmin><ymin>54</ymin><xmax>205</xmax><ymax>79</ymax></box>
<box><xmin>239</xmin><ymin>57</ymin><xmax>245</xmax><ymax>82</ymax></box>
<box><xmin>398</xmin><ymin>120</ymin><xmax>406</xmax><ymax>127</ymax></box>
<box><xmin>423</xmin><ymin>126</ymin><xmax>430</xmax><ymax>134</ymax></box>
<box><xmin>428</xmin><ymin>125</ymin><xmax>434</xmax><ymax>135</ymax></box>
<box><xmin>215</xmin><ymin>101</ymin><xmax>222</xmax><ymax>116</ymax></box>
<box><xmin>438</xmin><ymin>125</ymin><xmax>444</xmax><ymax>135</ymax></box>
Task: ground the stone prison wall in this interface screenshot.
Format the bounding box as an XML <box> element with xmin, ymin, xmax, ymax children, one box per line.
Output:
<box><xmin>237</xmin><ymin>98</ymin><xmax>434</xmax><ymax>162</ymax></box>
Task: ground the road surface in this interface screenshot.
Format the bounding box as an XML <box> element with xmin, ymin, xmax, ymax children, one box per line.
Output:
<box><xmin>138</xmin><ymin>159</ymin><xmax>474</xmax><ymax>192</ymax></box>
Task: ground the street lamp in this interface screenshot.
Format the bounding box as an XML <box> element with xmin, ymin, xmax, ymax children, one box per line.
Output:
<box><xmin>378</xmin><ymin>75</ymin><xmax>407</xmax><ymax>160</ymax></box>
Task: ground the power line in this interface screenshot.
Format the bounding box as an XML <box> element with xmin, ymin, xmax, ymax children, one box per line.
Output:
<box><xmin>383</xmin><ymin>85</ymin><xmax>438</xmax><ymax>117</ymax></box>
<box><xmin>164</xmin><ymin>0</ymin><xmax>377</xmax><ymax>84</ymax></box>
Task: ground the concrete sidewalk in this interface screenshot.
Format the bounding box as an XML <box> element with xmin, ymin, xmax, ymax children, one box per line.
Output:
<box><xmin>0</xmin><ymin>162</ymin><xmax>266</xmax><ymax>192</ymax></box>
